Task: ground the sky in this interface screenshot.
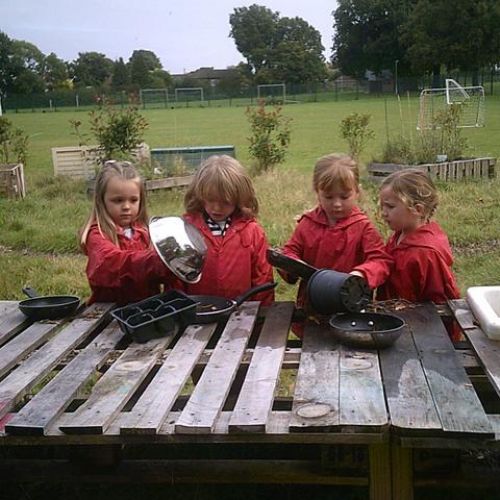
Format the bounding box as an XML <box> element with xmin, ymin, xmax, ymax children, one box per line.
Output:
<box><xmin>1</xmin><ymin>0</ymin><xmax>337</xmax><ymax>75</ymax></box>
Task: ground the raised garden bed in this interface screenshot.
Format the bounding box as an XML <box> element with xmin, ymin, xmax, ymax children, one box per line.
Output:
<box><xmin>0</xmin><ymin>163</ymin><xmax>26</xmax><ymax>199</ymax></box>
<box><xmin>367</xmin><ymin>157</ymin><xmax>497</xmax><ymax>183</ymax></box>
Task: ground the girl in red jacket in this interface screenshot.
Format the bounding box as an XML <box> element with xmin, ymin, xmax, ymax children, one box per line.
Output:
<box><xmin>181</xmin><ymin>155</ymin><xmax>274</xmax><ymax>305</ymax></box>
<box><xmin>378</xmin><ymin>169</ymin><xmax>461</xmax><ymax>339</ymax></box>
<box><xmin>80</xmin><ymin>160</ymin><xmax>176</xmax><ymax>305</ymax></box>
<box><xmin>281</xmin><ymin>153</ymin><xmax>392</xmax><ymax>336</ymax></box>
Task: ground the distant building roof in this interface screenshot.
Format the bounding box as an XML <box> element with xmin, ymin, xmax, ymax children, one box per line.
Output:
<box><xmin>172</xmin><ymin>67</ymin><xmax>238</xmax><ymax>81</ymax></box>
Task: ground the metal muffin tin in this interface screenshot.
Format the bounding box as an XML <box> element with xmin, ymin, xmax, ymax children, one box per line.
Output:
<box><xmin>111</xmin><ymin>290</ymin><xmax>197</xmax><ymax>343</ymax></box>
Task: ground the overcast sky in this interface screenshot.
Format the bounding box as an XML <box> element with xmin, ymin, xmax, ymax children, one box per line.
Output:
<box><xmin>1</xmin><ymin>0</ymin><xmax>337</xmax><ymax>74</ymax></box>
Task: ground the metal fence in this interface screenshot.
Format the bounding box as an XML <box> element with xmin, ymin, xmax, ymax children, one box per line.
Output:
<box><xmin>3</xmin><ymin>72</ymin><xmax>500</xmax><ymax>113</ymax></box>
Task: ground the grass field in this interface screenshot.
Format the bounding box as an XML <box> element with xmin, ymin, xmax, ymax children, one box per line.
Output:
<box><xmin>1</xmin><ymin>96</ymin><xmax>500</xmax><ymax>302</ymax></box>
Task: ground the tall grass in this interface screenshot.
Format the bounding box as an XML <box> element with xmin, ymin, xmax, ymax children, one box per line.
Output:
<box><xmin>1</xmin><ymin>97</ymin><xmax>500</xmax><ymax>300</ymax></box>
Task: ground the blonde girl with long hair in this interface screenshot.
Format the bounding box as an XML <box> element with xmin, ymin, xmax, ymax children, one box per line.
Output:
<box><xmin>80</xmin><ymin>160</ymin><xmax>176</xmax><ymax>305</ymax></box>
<box><xmin>181</xmin><ymin>155</ymin><xmax>274</xmax><ymax>304</ymax></box>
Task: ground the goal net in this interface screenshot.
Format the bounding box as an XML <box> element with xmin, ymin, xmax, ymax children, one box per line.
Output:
<box><xmin>257</xmin><ymin>83</ymin><xmax>286</xmax><ymax>104</ymax></box>
<box><xmin>418</xmin><ymin>79</ymin><xmax>485</xmax><ymax>129</ymax></box>
<box><xmin>139</xmin><ymin>88</ymin><xmax>169</xmax><ymax>109</ymax></box>
<box><xmin>174</xmin><ymin>87</ymin><xmax>204</xmax><ymax>104</ymax></box>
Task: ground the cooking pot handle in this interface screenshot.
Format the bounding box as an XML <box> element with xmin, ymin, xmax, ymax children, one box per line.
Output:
<box><xmin>22</xmin><ymin>286</ymin><xmax>39</xmax><ymax>299</ymax></box>
<box><xmin>234</xmin><ymin>282</ymin><xmax>277</xmax><ymax>307</ymax></box>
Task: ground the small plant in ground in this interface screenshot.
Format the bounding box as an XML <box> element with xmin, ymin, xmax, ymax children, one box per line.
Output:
<box><xmin>88</xmin><ymin>97</ymin><xmax>149</xmax><ymax>164</ymax></box>
<box><xmin>246</xmin><ymin>100</ymin><xmax>291</xmax><ymax>175</ymax></box>
<box><xmin>339</xmin><ymin>112</ymin><xmax>374</xmax><ymax>161</ymax></box>
<box><xmin>0</xmin><ymin>117</ymin><xmax>29</xmax><ymax>165</ymax></box>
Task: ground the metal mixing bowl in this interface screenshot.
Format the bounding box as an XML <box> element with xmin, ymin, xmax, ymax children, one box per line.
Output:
<box><xmin>149</xmin><ymin>216</ymin><xmax>207</xmax><ymax>284</ymax></box>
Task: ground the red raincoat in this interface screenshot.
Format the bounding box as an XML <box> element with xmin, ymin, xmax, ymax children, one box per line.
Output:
<box><xmin>84</xmin><ymin>223</ymin><xmax>176</xmax><ymax>305</ymax></box>
<box><xmin>181</xmin><ymin>212</ymin><xmax>274</xmax><ymax>305</ymax></box>
<box><xmin>282</xmin><ymin>206</ymin><xmax>393</xmax><ymax>322</ymax></box>
<box><xmin>378</xmin><ymin>221</ymin><xmax>460</xmax><ymax>304</ymax></box>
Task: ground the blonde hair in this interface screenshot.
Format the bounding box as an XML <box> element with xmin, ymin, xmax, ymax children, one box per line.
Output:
<box><xmin>80</xmin><ymin>160</ymin><xmax>148</xmax><ymax>248</ymax></box>
<box><xmin>184</xmin><ymin>155</ymin><xmax>258</xmax><ymax>217</ymax></box>
<box><xmin>380</xmin><ymin>168</ymin><xmax>438</xmax><ymax>221</ymax></box>
<box><xmin>313</xmin><ymin>153</ymin><xmax>360</xmax><ymax>193</ymax></box>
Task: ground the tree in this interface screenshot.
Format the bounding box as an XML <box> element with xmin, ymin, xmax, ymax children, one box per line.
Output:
<box><xmin>230</xmin><ymin>4</ymin><xmax>325</xmax><ymax>83</ymax></box>
<box><xmin>7</xmin><ymin>39</ymin><xmax>46</xmax><ymax>94</ymax></box>
<box><xmin>111</xmin><ymin>57</ymin><xmax>130</xmax><ymax>90</ymax></box>
<box><xmin>400</xmin><ymin>0</ymin><xmax>500</xmax><ymax>82</ymax></box>
<box><xmin>72</xmin><ymin>52</ymin><xmax>113</xmax><ymax>88</ymax></box>
<box><xmin>129</xmin><ymin>50</ymin><xmax>167</xmax><ymax>88</ymax></box>
<box><xmin>0</xmin><ymin>31</ymin><xmax>14</xmax><ymax>96</ymax></box>
<box><xmin>43</xmin><ymin>53</ymin><xmax>68</xmax><ymax>90</ymax></box>
<box><xmin>333</xmin><ymin>0</ymin><xmax>412</xmax><ymax>78</ymax></box>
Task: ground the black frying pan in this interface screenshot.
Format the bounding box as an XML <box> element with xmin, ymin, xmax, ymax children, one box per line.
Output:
<box><xmin>18</xmin><ymin>287</ymin><xmax>81</xmax><ymax>321</ymax></box>
<box><xmin>188</xmin><ymin>282</ymin><xmax>277</xmax><ymax>324</ymax></box>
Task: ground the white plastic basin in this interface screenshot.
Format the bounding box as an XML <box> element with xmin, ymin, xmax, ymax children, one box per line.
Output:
<box><xmin>466</xmin><ymin>286</ymin><xmax>500</xmax><ymax>340</ymax></box>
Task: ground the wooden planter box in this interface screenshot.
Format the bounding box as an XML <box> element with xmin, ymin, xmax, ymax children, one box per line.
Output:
<box><xmin>0</xmin><ymin>163</ymin><xmax>26</xmax><ymax>199</ymax></box>
<box><xmin>52</xmin><ymin>143</ymin><xmax>151</xmax><ymax>180</ymax></box>
<box><xmin>367</xmin><ymin>157</ymin><xmax>497</xmax><ymax>183</ymax></box>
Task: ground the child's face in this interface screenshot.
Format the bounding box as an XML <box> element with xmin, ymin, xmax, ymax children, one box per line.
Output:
<box><xmin>317</xmin><ymin>186</ymin><xmax>359</xmax><ymax>223</ymax></box>
<box><xmin>379</xmin><ymin>186</ymin><xmax>421</xmax><ymax>234</ymax></box>
<box><xmin>104</xmin><ymin>177</ymin><xmax>141</xmax><ymax>228</ymax></box>
<box><xmin>203</xmin><ymin>198</ymin><xmax>236</xmax><ymax>222</ymax></box>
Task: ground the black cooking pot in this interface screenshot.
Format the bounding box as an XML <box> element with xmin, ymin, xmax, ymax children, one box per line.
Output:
<box><xmin>329</xmin><ymin>312</ymin><xmax>405</xmax><ymax>349</ymax></box>
<box><xmin>188</xmin><ymin>282</ymin><xmax>276</xmax><ymax>324</ymax></box>
<box><xmin>18</xmin><ymin>287</ymin><xmax>81</xmax><ymax>321</ymax></box>
<box><xmin>307</xmin><ymin>269</ymin><xmax>372</xmax><ymax>315</ymax></box>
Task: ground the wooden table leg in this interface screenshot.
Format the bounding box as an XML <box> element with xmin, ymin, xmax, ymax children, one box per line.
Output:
<box><xmin>369</xmin><ymin>443</ymin><xmax>392</xmax><ymax>500</ymax></box>
<box><xmin>391</xmin><ymin>443</ymin><xmax>413</xmax><ymax>500</ymax></box>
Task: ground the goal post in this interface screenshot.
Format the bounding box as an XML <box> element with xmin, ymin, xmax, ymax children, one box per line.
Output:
<box><xmin>139</xmin><ymin>88</ymin><xmax>169</xmax><ymax>109</ymax></box>
<box><xmin>174</xmin><ymin>87</ymin><xmax>204</xmax><ymax>104</ymax></box>
<box><xmin>257</xmin><ymin>83</ymin><xmax>286</xmax><ymax>104</ymax></box>
<box><xmin>418</xmin><ymin>79</ymin><xmax>485</xmax><ymax>130</ymax></box>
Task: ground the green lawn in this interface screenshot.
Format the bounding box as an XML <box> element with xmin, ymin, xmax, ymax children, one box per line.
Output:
<box><xmin>1</xmin><ymin>96</ymin><xmax>500</xmax><ymax>300</ymax></box>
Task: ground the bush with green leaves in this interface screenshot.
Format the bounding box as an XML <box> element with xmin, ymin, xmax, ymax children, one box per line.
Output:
<box><xmin>246</xmin><ymin>101</ymin><xmax>291</xmax><ymax>174</ymax></box>
<box><xmin>339</xmin><ymin>112</ymin><xmax>374</xmax><ymax>161</ymax></box>
<box><xmin>0</xmin><ymin>116</ymin><xmax>29</xmax><ymax>165</ymax></box>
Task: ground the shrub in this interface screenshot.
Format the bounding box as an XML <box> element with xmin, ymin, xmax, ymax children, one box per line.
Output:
<box><xmin>339</xmin><ymin>112</ymin><xmax>374</xmax><ymax>161</ymax></box>
<box><xmin>246</xmin><ymin>100</ymin><xmax>291</xmax><ymax>174</ymax></box>
<box><xmin>0</xmin><ymin>117</ymin><xmax>29</xmax><ymax>165</ymax></box>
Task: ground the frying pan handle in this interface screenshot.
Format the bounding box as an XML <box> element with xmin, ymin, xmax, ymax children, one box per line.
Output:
<box><xmin>22</xmin><ymin>287</ymin><xmax>39</xmax><ymax>299</ymax></box>
<box><xmin>234</xmin><ymin>282</ymin><xmax>277</xmax><ymax>307</ymax></box>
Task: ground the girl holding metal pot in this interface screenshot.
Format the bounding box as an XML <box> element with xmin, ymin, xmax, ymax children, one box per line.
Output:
<box><xmin>179</xmin><ymin>155</ymin><xmax>274</xmax><ymax>305</ymax></box>
<box><xmin>280</xmin><ymin>153</ymin><xmax>393</xmax><ymax>337</ymax></box>
<box><xmin>80</xmin><ymin>160</ymin><xmax>180</xmax><ymax>306</ymax></box>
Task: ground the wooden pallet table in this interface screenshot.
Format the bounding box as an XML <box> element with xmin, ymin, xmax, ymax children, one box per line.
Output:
<box><xmin>0</xmin><ymin>299</ymin><xmax>499</xmax><ymax>499</ymax></box>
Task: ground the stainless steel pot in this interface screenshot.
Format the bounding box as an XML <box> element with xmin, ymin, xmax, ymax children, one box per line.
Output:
<box><xmin>149</xmin><ymin>216</ymin><xmax>207</xmax><ymax>284</ymax></box>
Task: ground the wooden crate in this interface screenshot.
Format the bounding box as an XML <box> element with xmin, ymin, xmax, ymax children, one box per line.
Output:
<box><xmin>0</xmin><ymin>163</ymin><xmax>26</xmax><ymax>199</ymax></box>
<box><xmin>367</xmin><ymin>157</ymin><xmax>497</xmax><ymax>183</ymax></box>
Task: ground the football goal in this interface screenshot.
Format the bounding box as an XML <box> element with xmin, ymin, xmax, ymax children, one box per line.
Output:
<box><xmin>139</xmin><ymin>88</ymin><xmax>169</xmax><ymax>109</ymax></box>
<box><xmin>257</xmin><ymin>83</ymin><xmax>286</xmax><ymax>104</ymax></box>
<box><xmin>174</xmin><ymin>87</ymin><xmax>204</xmax><ymax>104</ymax></box>
<box><xmin>418</xmin><ymin>79</ymin><xmax>485</xmax><ymax>130</ymax></box>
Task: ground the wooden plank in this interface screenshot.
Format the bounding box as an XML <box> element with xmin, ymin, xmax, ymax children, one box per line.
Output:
<box><xmin>450</xmin><ymin>299</ymin><xmax>500</xmax><ymax>397</ymax></box>
<box><xmin>120</xmin><ymin>323</ymin><xmax>217</xmax><ymax>435</ymax></box>
<box><xmin>0</xmin><ymin>303</ymin><xmax>112</xmax><ymax>421</ymax></box>
<box><xmin>338</xmin><ymin>347</ymin><xmax>387</xmax><ymax>429</ymax></box>
<box><xmin>406</xmin><ymin>303</ymin><xmax>493</xmax><ymax>436</ymax></box>
<box><xmin>378</xmin><ymin>322</ymin><xmax>441</xmax><ymax>432</ymax></box>
<box><xmin>59</xmin><ymin>334</ymin><xmax>173</xmax><ymax>435</ymax></box>
<box><xmin>0</xmin><ymin>322</ymin><xmax>58</xmax><ymax>379</ymax></box>
<box><xmin>289</xmin><ymin>321</ymin><xmax>340</xmax><ymax>432</ymax></box>
<box><xmin>229</xmin><ymin>302</ymin><xmax>293</xmax><ymax>432</ymax></box>
<box><xmin>145</xmin><ymin>175</ymin><xmax>194</xmax><ymax>191</ymax></box>
<box><xmin>175</xmin><ymin>302</ymin><xmax>259</xmax><ymax>434</ymax></box>
<box><xmin>391</xmin><ymin>443</ymin><xmax>414</xmax><ymax>500</ymax></box>
<box><xmin>369</xmin><ymin>443</ymin><xmax>392</xmax><ymax>500</ymax></box>
<box><xmin>5</xmin><ymin>323</ymin><xmax>123</xmax><ymax>435</ymax></box>
<box><xmin>0</xmin><ymin>305</ymin><xmax>31</xmax><ymax>348</ymax></box>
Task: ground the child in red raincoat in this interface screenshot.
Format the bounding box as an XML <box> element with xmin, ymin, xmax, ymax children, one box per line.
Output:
<box><xmin>80</xmin><ymin>160</ymin><xmax>177</xmax><ymax>305</ymax></box>
<box><xmin>378</xmin><ymin>168</ymin><xmax>461</xmax><ymax>340</ymax></box>
<box><xmin>281</xmin><ymin>153</ymin><xmax>393</xmax><ymax>337</ymax></box>
<box><xmin>181</xmin><ymin>155</ymin><xmax>274</xmax><ymax>305</ymax></box>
